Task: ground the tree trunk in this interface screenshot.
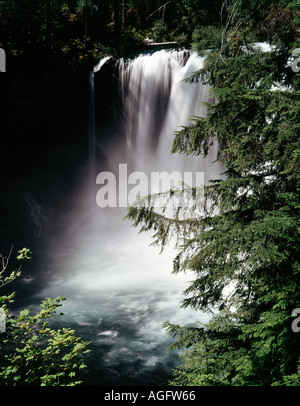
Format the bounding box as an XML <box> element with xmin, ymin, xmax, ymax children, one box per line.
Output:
<box><xmin>84</xmin><ymin>6</ymin><xmax>88</xmax><ymax>49</ymax></box>
<box><xmin>45</xmin><ymin>0</ymin><xmax>52</xmax><ymax>49</ymax></box>
<box><xmin>114</xmin><ymin>0</ymin><xmax>120</xmax><ymax>36</ymax></box>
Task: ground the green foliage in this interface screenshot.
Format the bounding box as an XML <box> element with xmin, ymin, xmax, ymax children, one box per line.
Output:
<box><xmin>126</xmin><ymin>0</ymin><xmax>300</xmax><ymax>386</ymax></box>
<box><xmin>0</xmin><ymin>249</ymin><xmax>90</xmax><ymax>386</ymax></box>
<box><xmin>164</xmin><ymin>309</ymin><xmax>246</xmax><ymax>386</ymax></box>
<box><xmin>0</xmin><ymin>0</ymin><xmax>227</xmax><ymax>59</ymax></box>
<box><xmin>151</xmin><ymin>19</ymin><xmax>169</xmax><ymax>42</ymax></box>
<box><xmin>0</xmin><ymin>247</ymin><xmax>29</xmax><ymax>290</ymax></box>
<box><xmin>192</xmin><ymin>26</ymin><xmax>223</xmax><ymax>54</ymax></box>
<box><xmin>112</xmin><ymin>26</ymin><xmax>144</xmax><ymax>58</ymax></box>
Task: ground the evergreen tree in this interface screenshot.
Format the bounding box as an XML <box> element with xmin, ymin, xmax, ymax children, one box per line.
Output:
<box><xmin>126</xmin><ymin>0</ymin><xmax>300</xmax><ymax>385</ymax></box>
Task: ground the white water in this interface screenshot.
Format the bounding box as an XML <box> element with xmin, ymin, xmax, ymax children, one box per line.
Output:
<box><xmin>93</xmin><ymin>55</ymin><xmax>112</xmax><ymax>73</ymax></box>
<box><xmin>104</xmin><ymin>50</ymin><xmax>221</xmax><ymax>178</ymax></box>
<box><xmin>36</xmin><ymin>50</ymin><xmax>223</xmax><ymax>385</ymax></box>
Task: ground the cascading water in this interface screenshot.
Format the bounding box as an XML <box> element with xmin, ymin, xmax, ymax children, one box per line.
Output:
<box><xmin>98</xmin><ymin>50</ymin><xmax>221</xmax><ymax>181</ymax></box>
<box><xmin>36</xmin><ymin>49</ymin><xmax>223</xmax><ymax>385</ymax></box>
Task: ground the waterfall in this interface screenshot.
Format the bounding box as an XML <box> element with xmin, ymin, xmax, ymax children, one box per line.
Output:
<box><xmin>39</xmin><ymin>49</ymin><xmax>222</xmax><ymax>385</ymax></box>
<box><xmin>100</xmin><ymin>49</ymin><xmax>221</xmax><ymax>181</ymax></box>
<box><xmin>118</xmin><ymin>49</ymin><xmax>204</xmax><ymax>165</ymax></box>
<box><xmin>89</xmin><ymin>71</ymin><xmax>96</xmax><ymax>186</ymax></box>
<box><xmin>90</xmin><ymin>49</ymin><xmax>222</xmax><ymax>213</ymax></box>
<box><xmin>89</xmin><ymin>56</ymin><xmax>112</xmax><ymax>194</ymax></box>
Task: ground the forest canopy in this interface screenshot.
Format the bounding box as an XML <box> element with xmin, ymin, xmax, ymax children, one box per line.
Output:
<box><xmin>0</xmin><ymin>0</ymin><xmax>224</xmax><ymax>59</ymax></box>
